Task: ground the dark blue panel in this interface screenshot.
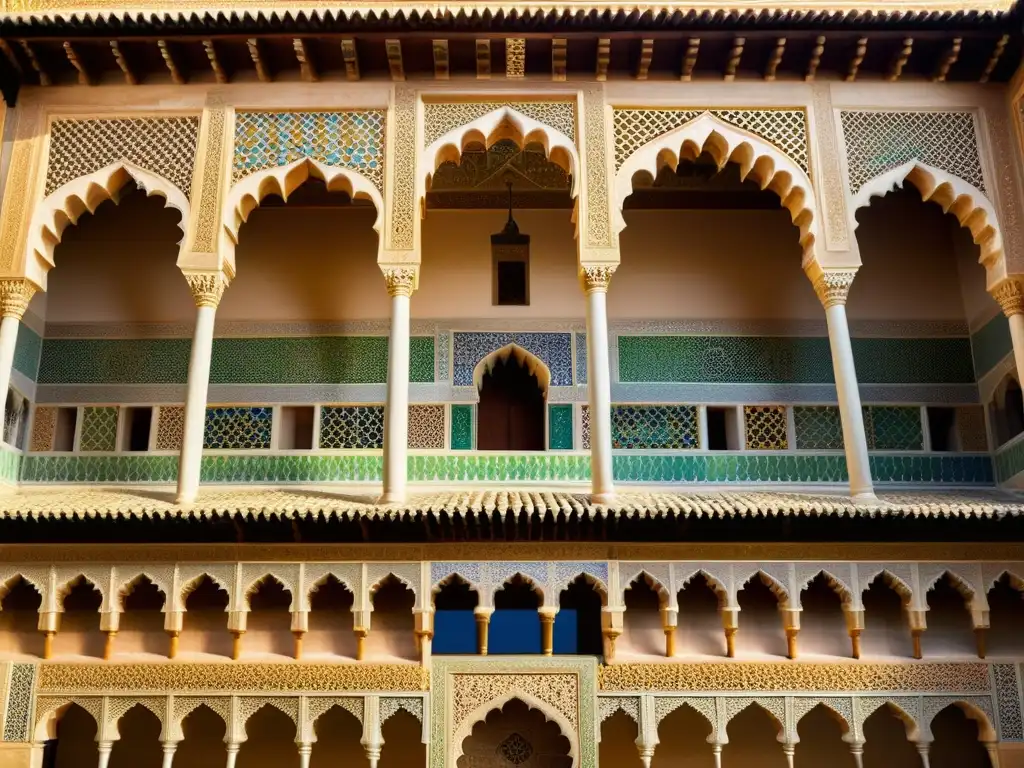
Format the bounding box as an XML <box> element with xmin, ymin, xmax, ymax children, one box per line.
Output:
<box><xmin>433</xmin><ymin>611</ymin><xmax>477</xmax><ymax>655</ymax></box>
<box><xmin>553</xmin><ymin>609</ymin><xmax>578</xmax><ymax>654</ymax></box>
<box><xmin>490</xmin><ymin>610</ymin><xmax>542</xmax><ymax>654</ymax></box>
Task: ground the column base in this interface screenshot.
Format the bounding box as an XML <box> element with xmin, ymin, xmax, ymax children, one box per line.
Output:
<box><xmin>851</xmin><ymin>489</ymin><xmax>877</xmax><ymax>501</ymax></box>
<box><xmin>379</xmin><ymin>490</ymin><xmax>406</xmax><ymax>505</ymax></box>
<box><xmin>591</xmin><ymin>491</ymin><xmax>616</xmax><ymax>505</ymax></box>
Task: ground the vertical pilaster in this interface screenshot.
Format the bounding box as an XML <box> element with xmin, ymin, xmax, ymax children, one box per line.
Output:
<box><xmin>381</xmin><ymin>267</ymin><xmax>416</xmax><ymax>504</ymax></box>
<box><xmin>808</xmin><ymin>266</ymin><xmax>874</xmax><ymax>499</ymax></box>
<box><xmin>582</xmin><ymin>265</ymin><xmax>616</xmax><ymax>502</ymax></box>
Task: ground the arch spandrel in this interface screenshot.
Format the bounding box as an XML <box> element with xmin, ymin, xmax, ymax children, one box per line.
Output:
<box><xmin>613</xmin><ymin>112</ymin><xmax>821</xmax><ymax>268</ymax></box>
<box><xmin>24</xmin><ymin>161</ymin><xmax>190</xmax><ymax>290</ymax></box>
<box><xmin>852</xmin><ymin>160</ymin><xmax>1006</xmax><ymax>288</ymax></box>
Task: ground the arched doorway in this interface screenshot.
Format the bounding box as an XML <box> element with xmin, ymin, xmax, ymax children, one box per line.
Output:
<box><xmin>458</xmin><ymin>698</ymin><xmax>572</xmax><ymax>768</ymax></box>
<box><xmin>476</xmin><ymin>346</ymin><xmax>547</xmax><ymax>451</ymax></box>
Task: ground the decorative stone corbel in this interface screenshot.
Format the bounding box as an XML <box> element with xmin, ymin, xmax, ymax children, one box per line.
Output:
<box><xmin>362</xmin><ymin>695</ymin><xmax>384</xmax><ymax>768</ymax></box>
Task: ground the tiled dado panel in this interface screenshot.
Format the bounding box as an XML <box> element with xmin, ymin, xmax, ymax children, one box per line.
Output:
<box><xmin>18</xmin><ymin>452</ymin><xmax>994</xmax><ymax>484</ymax></box>
<box><xmin>972</xmin><ymin>313</ymin><xmax>1014</xmax><ymax>380</ymax></box>
<box><xmin>37</xmin><ymin>337</ymin><xmax>435</xmax><ymax>385</ymax></box>
<box><xmin>617</xmin><ymin>336</ymin><xmax>976</xmax><ymax>384</ymax></box>
<box><xmin>13</xmin><ymin>324</ymin><xmax>41</xmax><ymax>383</ymax></box>
<box><xmin>996</xmin><ymin>436</ymin><xmax>1024</xmax><ymax>483</ymax></box>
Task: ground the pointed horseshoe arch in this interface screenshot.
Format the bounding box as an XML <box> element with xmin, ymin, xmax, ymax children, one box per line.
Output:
<box><xmin>853</xmin><ymin>161</ymin><xmax>1005</xmax><ymax>285</ymax></box>
<box><xmin>223</xmin><ymin>157</ymin><xmax>385</xmax><ymax>254</ymax></box>
<box><xmin>472</xmin><ymin>343</ymin><xmax>552</xmax><ymax>397</ymax></box>
<box><xmin>25</xmin><ymin>161</ymin><xmax>190</xmax><ymax>290</ymax></box>
<box><xmin>614</xmin><ymin>113</ymin><xmax>819</xmax><ymax>265</ymax></box>
<box><xmin>420</xmin><ymin>106</ymin><xmax>581</xmax><ymax>212</ymax></box>
<box><xmin>452</xmin><ymin>692</ymin><xmax>580</xmax><ymax>767</ymax></box>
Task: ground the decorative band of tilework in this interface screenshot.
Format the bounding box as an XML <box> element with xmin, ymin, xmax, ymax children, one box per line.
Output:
<box><xmin>611</xmin><ymin>405</ymin><xmax>698</xmax><ymax>449</ymax></box>
<box><xmin>453</xmin><ymin>332</ymin><xmax>572</xmax><ymax>387</ymax></box>
<box><xmin>16</xmin><ymin>451</ymin><xmax>994</xmax><ymax>485</ymax></box>
<box><xmin>38</xmin><ymin>337</ymin><xmax>435</xmax><ymax>386</ymax></box>
<box><xmin>616</xmin><ymin>336</ymin><xmax>974</xmax><ymax>385</ymax></box>
<box><xmin>233</xmin><ymin>111</ymin><xmax>385</xmax><ymax>193</ymax></box>
<box><xmin>204</xmin><ymin>407</ymin><xmax>272</xmax><ymax>450</ymax></box>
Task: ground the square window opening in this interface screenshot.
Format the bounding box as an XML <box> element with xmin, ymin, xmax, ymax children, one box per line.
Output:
<box><xmin>496</xmin><ymin>260</ymin><xmax>529</xmax><ymax>306</ymax></box>
<box><xmin>926</xmin><ymin>406</ymin><xmax>958</xmax><ymax>452</ymax></box>
<box><xmin>279</xmin><ymin>406</ymin><xmax>315</xmax><ymax>450</ymax></box>
<box><xmin>707</xmin><ymin>407</ymin><xmax>740</xmax><ymax>451</ymax></box>
<box><xmin>122</xmin><ymin>407</ymin><xmax>153</xmax><ymax>452</ymax></box>
<box><xmin>54</xmin><ymin>407</ymin><xmax>77</xmax><ymax>452</ymax></box>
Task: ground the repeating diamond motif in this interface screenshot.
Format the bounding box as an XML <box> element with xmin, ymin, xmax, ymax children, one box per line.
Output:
<box><xmin>794</xmin><ymin>406</ymin><xmax>844</xmax><ymax>450</ymax></box>
<box><xmin>611</xmin><ymin>405</ymin><xmax>699</xmax><ymax>449</ymax></box>
<box><xmin>203</xmin><ymin>407</ymin><xmax>272</xmax><ymax>450</ymax></box>
<box><xmin>839</xmin><ymin>110</ymin><xmax>984</xmax><ymax>194</ymax></box>
<box><xmin>78</xmin><ymin>407</ymin><xmax>118</xmax><ymax>452</ymax></box>
<box><xmin>864</xmin><ymin>406</ymin><xmax>923</xmax><ymax>451</ymax></box>
<box><xmin>320</xmin><ymin>406</ymin><xmax>385</xmax><ymax>450</ymax></box>
<box><xmin>744</xmin><ymin>406</ymin><xmax>788</xmax><ymax>450</ymax></box>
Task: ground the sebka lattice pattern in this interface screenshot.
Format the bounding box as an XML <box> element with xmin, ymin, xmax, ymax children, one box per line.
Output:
<box><xmin>45</xmin><ymin>117</ymin><xmax>200</xmax><ymax>198</ymax></box>
<box><xmin>423</xmin><ymin>101</ymin><xmax>576</xmax><ymax>148</ymax></box>
<box><xmin>78</xmin><ymin>407</ymin><xmax>118</xmax><ymax>452</ymax></box>
<box><xmin>453</xmin><ymin>332</ymin><xmax>572</xmax><ymax>387</ymax></box>
<box><xmin>409</xmin><ymin>405</ymin><xmax>445</xmax><ymax>450</ymax></box>
<box><xmin>611</xmin><ymin>405</ymin><xmax>699</xmax><ymax>449</ymax></box>
<box><xmin>744</xmin><ymin>406</ymin><xmax>789</xmax><ymax>450</ymax></box>
<box><xmin>30</xmin><ymin>407</ymin><xmax>57</xmax><ymax>453</ymax></box>
<box><xmin>864</xmin><ymin>406</ymin><xmax>923</xmax><ymax>451</ymax></box>
<box><xmin>612</xmin><ymin>109</ymin><xmax>808</xmax><ymax>172</ymax></box>
<box><xmin>154</xmin><ymin>407</ymin><xmax>185</xmax><ymax>452</ymax></box>
<box><xmin>320</xmin><ymin>406</ymin><xmax>385</xmax><ymax>450</ymax></box>
<box><xmin>839</xmin><ymin>110</ymin><xmax>984</xmax><ymax>194</ymax></box>
<box><xmin>203</xmin><ymin>407</ymin><xmax>272</xmax><ymax>450</ymax></box>
<box><xmin>233</xmin><ymin>111</ymin><xmax>386</xmax><ymax>193</ymax></box>
<box><xmin>793</xmin><ymin>406</ymin><xmax>844</xmax><ymax>450</ymax></box>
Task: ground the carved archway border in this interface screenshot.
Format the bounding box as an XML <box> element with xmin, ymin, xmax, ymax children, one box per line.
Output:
<box><xmin>613</xmin><ymin>113</ymin><xmax>819</xmax><ymax>266</ymax></box>
<box><xmin>430</xmin><ymin>657</ymin><xmax>598</xmax><ymax>768</ymax></box>
<box><xmin>453</xmin><ymin>690</ymin><xmax>578</xmax><ymax>766</ymax></box>
<box><xmin>852</xmin><ymin>161</ymin><xmax>1005</xmax><ymax>287</ymax></box>
<box><xmin>25</xmin><ymin>161</ymin><xmax>190</xmax><ymax>290</ymax></box>
<box><xmin>473</xmin><ymin>343</ymin><xmax>552</xmax><ymax>397</ymax></box>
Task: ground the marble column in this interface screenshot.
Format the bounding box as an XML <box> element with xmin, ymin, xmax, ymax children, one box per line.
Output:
<box><xmin>161</xmin><ymin>741</ymin><xmax>178</xmax><ymax>768</ymax></box>
<box><xmin>582</xmin><ymin>265</ymin><xmax>616</xmax><ymax>502</ymax></box>
<box><xmin>177</xmin><ymin>271</ymin><xmax>229</xmax><ymax>504</ymax></box>
<box><xmin>809</xmin><ymin>268</ymin><xmax>874</xmax><ymax>499</ymax></box>
<box><xmin>994</xmin><ymin>279</ymin><xmax>1024</xmax><ymax>394</ymax></box>
<box><xmin>382</xmin><ymin>267</ymin><xmax>415</xmax><ymax>504</ymax></box>
<box><xmin>0</xmin><ymin>279</ymin><xmax>37</xmax><ymax>442</ymax></box>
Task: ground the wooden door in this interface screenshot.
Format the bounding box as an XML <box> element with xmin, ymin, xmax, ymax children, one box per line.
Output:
<box><xmin>477</xmin><ymin>355</ymin><xmax>545</xmax><ymax>451</ymax></box>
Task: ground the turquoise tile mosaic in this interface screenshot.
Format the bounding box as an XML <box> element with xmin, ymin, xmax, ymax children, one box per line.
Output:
<box><xmin>204</xmin><ymin>407</ymin><xmax>273</xmax><ymax>450</ymax></box>
<box><xmin>16</xmin><ymin>451</ymin><xmax>994</xmax><ymax>485</ymax></box>
<box><xmin>451</xmin><ymin>405</ymin><xmax>473</xmax><ymax>450</ymax></box>
<box><xmin>971</xmin><ymin>313</ymin><xmax>1013</xmax><ymax>379</ymax></box>
<box><xmin>38</xmin><ymin>336</ymin><xmax>434</xmax><ymax>385</ymax></box>
<box><xmin>617</xmin><ymin>336</ymin><xmax>974</xmax><ymax>384</ymax></box>
<box><xmin>13</xmin><ymin>324</ymin><xmax>41</xmax><ymax>382</ymax></box>
<box><xmin>233</xmin><ymin>111</ymin><xmax>386</xmax><ymax>193</ymax></box>
<box><xmin>78</xmin><ymin>407</ymin><xmax>118</xmax><ymax>452</ymax></box>
<box><xmin>995</xmin><ymin>435</ymin><xmax>1024</xmax><ymax>483</ymax></box>
<box><xmin>864</xmin><ymin>406</ymin><xmax>923</xmax><ymax>451</ymax></box>
<box><xmin>39</xmin><ymin>338</ymin><xmax>191</xmax><ymax>384</ymax></box>
<box><xmin>611</xmin><ymin>405</ymin><xmax>698</xmax><ymax>449</ymax></box>
<box><xmin>21</xmin><ymin>455</ymin><xmax>179</xmax><ymax>483</ymax></box>
<box><xmin>575</xmin><ymin>332</ymin><xmax>587</xmax><ymax>386</ymax></box>
<box><xmin>793</xmin><ymin>406</ymin><xmax>844</xmax><ymax>450</ymax></box>
<box><xmin>0</xmin><ymin>445</ymin><xmax>21</xmax><ymax>484</ymax></box>
<box><xmin>548</xmin><ymin>405</ymin><xmax>574</xmax><ymax>450</ymax></box>
<box><xmin>320</xmin><ymin>406</ymin><xmax>384</xmax><ymax>449</ymax></box>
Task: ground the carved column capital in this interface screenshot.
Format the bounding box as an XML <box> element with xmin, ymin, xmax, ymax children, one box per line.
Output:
<box><xmin>382</xmin><ymin>267</ymin><xmax>417</xmax><ymax>298</ymax></box>
<box><xmin>184</xmin><ymin>271</ymin><xmax>229</xmax><ymax>309</ymax></box>
<box><xmin>580</xmin><ymin>264</ymin><xmax>617</xmax><ymax>294</ymax></box>
<box><xmin>993</xmin><ymin>279</ymin><xmax>1024</xmax><ymax>317</ymax></box>
<box><xmin>811</xmin><ymin>269</ymin><xmax>857</xmax><ymax>309</ymax></box>
<box><xmin>0</xmin><ymin>278</ymin><xmax>38</xmax><ymax>319</ymax></box>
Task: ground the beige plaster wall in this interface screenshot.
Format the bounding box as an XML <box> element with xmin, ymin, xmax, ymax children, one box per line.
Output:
<box><xmin>40</xmin><ymin>184</ymin><xmax>982</xmax><ymax>327</ymax></box>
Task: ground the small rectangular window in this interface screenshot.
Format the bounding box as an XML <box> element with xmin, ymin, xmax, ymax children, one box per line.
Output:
<box><xmin>706</xmin><ymin>407</ymin><xmax>741</xmax><ymax>451</ymax></box>
<box><xmin>927</xmin><ymin>406</ymin><xmax>957</xmax><ymax>451</ymax></box>
<box><xmin>121</xmin><ymin>407</ymin><xmax>153</xmax><ymax>452</ymax></box>
<box><xmin>54</xmin><ymin>407</ymin><xmax>77</xmax><ymax>452</ymax></box>
<box><xmin>496</xmin><ymin>260</ymin><xmax>528</xmax><ymax>306</ymax></box>
<box><xmin>279</xmin><ymin>406</ymin><xmax>315</xmax><ymax>450</ymax></box>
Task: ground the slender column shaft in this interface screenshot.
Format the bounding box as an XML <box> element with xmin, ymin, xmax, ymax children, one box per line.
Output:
<box><xmin>298</xmin><ymin>743</ymin><xmax>312</xmax><ymax>768</ymax></box>
<box><xmin>383</xmin><ymin>291</ymin><xmax>411</xmax><ymax>503</ymax></box>
<box><xmin>993</xmin><ymin>281</ymin><xmax>1024</xmax><ymax>432</ymax></box>
<box><xmin>224</xmin><ymin>743</ymin><xmax>240</xmax><ymax>768</ymax></box>
<box><xmin>849</xmin><ymin>741</ymin><xmax>865</xmax><ymax>768</ymax></box>
<box><xmin>540</xmin><ymin>611</ymin><xmax>556</xmax><ymax>656</ymax></box>
<box><xmin>161</xmin><ymin>742</ymin><xmax>178</xmax><ymax>768</ymax></box>
<box><xmin>97</xmin><ymin>742</ymin><xmax>114</xmax><ymax>768</ymax></box>
<box><xmin>177</xmin><ymin>300</ymin><xmax>218</xmax><ymax>504</ymax></box>
<box><xmin>475</xmin><ymin>611</ymin><xmax>491</xmax><ymax>655</ymax></box>
<box><xmin>583</xmin><ymin>266</ymin><xmax>615</xmax><ymax>502</ymax></box>
<box><xmin>1008</xmin><ymin>313</ymin><xmax>1024</xmax><ymax>389</ymax></box>
<box><xmin>711</xmin><ymin>744</ymin><xmax>723</xmax><ymax>768</ymax></box>
<box><xmin>916</xmin><ymin>743</ymin><xmax>931</xmax><ymax>768</ymax></box>
<box><xmin>0</xmin><ymin>280</ymin><xmax>37</xmax><ymax>441</ymax></box>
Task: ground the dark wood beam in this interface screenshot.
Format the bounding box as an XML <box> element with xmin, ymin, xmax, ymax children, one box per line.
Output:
<box><xmin>433</xmin><ymin>39</ymin><xmax>449</xmax><ymax>80</ymax></box>
<box><xmin>293</xmin><ymin>38</ymin><xmax>318</xmax><ymax>82</ymax></box>
<box><xmin>157</xmin><ymin>40</ymin><xmax>185</xmax><ymax>84</ymax></box>
<box><xmin>680</xmin><ymin>37</ymin><xmax>700</xmax><ymax>82</ymax></box>
<box><xmin>62</xmin><ymin>41</ymin><xmax>92</xmax><ymax>85</ymax></box>
<box><xmin>845</xmin><ymin>37</ymin><xmax>867</xmax><ymax>81</ymax></box>
<box><xmin>804</xmin><ymin>35</ymin><xmax>825</xmax><ymax>81</ymax></box>
<box><xmin>247</xmin><ymin>38</ymin><xmax>271</xmax><ymax>82</ymax></box>
<box><xmin>341</xmin><ymin>38</ymin><xmax>360</xmax><ymax>81</ymax></box>
<box><xmin>933</xmin><ymin>37</ymin><xmax>961</xmax><ymax>82</ymax></box>
<box><xmin>764</xmin><ymin>37</ymin><xmax>786</xmax><ymax>81</ymax></box>
<box><xmin>203</xmin><ymin>39</ymin><xmax>228</xmax><ymax>84</ymax></box>
<box><xmin>109</xmin><ymin>40</ymin><xmax>137</xmax><ymax>84</ymax></box>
